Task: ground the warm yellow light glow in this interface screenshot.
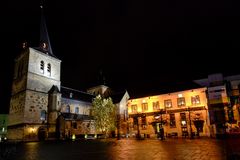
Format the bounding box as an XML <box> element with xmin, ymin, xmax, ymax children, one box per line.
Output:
<box><xmin>178</xmin><ymin>94</ymin><xmax>183</xmax><ymax>97</ymax></box>
<box><xmin>29</xmin><ymin>127</ymin><xmax>36</xmax><ymax>133</ymax></box>
<box><xmin>142</xmin><ymin>100</ymin><xmax>146</xmax><ymax>103</ymax></box>
<box><xmin>72</xmin><ymin>134</ymin><xmax>76</xmax><ymax>141</ymax></box>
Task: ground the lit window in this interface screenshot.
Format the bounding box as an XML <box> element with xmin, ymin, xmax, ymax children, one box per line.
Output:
<box><xmin>40</xmin><ymin>110</ymin><xmax>46</xmax><ymax>121</ymax></box>
<box><xmin>180</xmin><ymin>113</ymin><xmax>187</xmax><ymax>127</ymax></box>
<box><xmin>131</xmin><ymin>105</ymin><xmax>137</xmax><ymax>113</ymax></box>
<box><xmin>177</xmin><ymin>97</ymin><xmax>185</xmax><ymax>107</ymax></box>
<box><xmin>164</xmin><ymin>99</ymin><xmax>172</xmax><ymax>108</ymax></box>
<box><xmin>191</xmin><ymin>95</ymin><xmax>200</xmax><ymax>105</ymax></box>
<box><xmin>142</xmin><ymin>103</ymin><xmax>148</xmax><ymax>112</ymax></box>
<box><xmin>40</xmin><ymin>61</ymin><xmax>44</xmax><ymax>73</ymax></box>
<box><xmin>47</xmin><ymin>63</ymin><xmax>51</xmax><ymax>76</ymax></box>
<box><xmin>178</xmin><ymin>94</ymin><xmax>183</xmax><ymax>97</ymax></box>
<box><xmin>153</xmin><ymin>101</ymin><xmax>160</xmax><ymax>110</ymax></box>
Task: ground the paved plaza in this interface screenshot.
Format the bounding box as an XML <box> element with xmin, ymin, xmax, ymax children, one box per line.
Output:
<box><xmin>1</xmin><ymin>138</ymin><xmax>239</xmax><ymax>160</ymax></box>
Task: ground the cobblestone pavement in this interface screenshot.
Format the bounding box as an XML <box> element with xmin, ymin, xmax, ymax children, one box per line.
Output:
<box><xmin>2</xmin><ymin>138</ymin><xmax>239</xmax><ymax>160</ymax></box>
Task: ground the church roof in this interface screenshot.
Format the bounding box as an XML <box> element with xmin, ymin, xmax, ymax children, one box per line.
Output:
<box><xmin>61</xmin><ymin>86</ymin><xmax>95</xmax><ymax>103</ymax></box>
<box><xmin>34</xmin><ymin>4</ymin><xmax>57</xmax><ymax>58</ymax></box>
<box><xmin>48</xmin><ymin>85</ymin><xmax>60</xmax><ymax>94</ymax></box>
<box><xmin>60</xmin><ymin>113</ymin><xmax>94</xmax><ymax>121</ymax></box>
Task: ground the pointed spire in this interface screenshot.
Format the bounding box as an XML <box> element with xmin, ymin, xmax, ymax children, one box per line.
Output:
<box><xmin>39</xmin><ymin>1</ymin><xmax>55</xmax><ymax>57</ymax></box>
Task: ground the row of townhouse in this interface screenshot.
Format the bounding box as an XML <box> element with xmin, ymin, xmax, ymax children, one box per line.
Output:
<box><xmin>126</xmin><ymin>73</ymin><xmax>240</xmax><ymax>139</ymax></box>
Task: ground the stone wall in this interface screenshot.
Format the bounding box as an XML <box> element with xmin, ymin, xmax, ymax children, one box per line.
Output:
<box><xmin>24</xmin><ymin>90</ymin><xmax>48</xmax><ymax>124</ymax></box>
<box><xmin>8</xmin><ymin>92</ymin><xmax>26</xmax><ymax>126</ymax></box>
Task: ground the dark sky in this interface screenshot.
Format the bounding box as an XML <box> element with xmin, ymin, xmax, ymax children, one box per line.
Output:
<box><xmin>1</xmin><ymin>0</ymin><xmax>240</xmax><ymax>113</ymax></box>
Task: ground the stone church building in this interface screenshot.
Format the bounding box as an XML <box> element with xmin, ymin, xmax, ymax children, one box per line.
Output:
<box><xmin>7</xmin><ymin>6</ymin><xmax>129</xmax><ymax>141</ymax></box>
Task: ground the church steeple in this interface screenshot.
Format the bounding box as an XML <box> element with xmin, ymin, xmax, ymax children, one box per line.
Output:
<box><xmin>39</xmin><ymin>1</ymin><xmax>55</xmax><ymax>57</ymax></box>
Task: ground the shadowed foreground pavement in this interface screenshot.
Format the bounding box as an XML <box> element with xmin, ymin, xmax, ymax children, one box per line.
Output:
<box><xmin>1</xmin><ymin>138</ymin><xmax>239</xmax><ymax>160</ymax></box>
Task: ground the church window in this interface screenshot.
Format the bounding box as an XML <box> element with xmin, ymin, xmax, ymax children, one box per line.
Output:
<box><xmin>40</xmin><ymin>110</ymin><xmax>46</xmax><ymax>121</ymax></box>
<box><xmin>40</xmin><ymin>61</ymin><xmax>44</xmax><ymax>73</ymax></box>
<box><xmin>66</xmin><ymin>105</ymin><xmax>70</xmax><ymax>113</ymax></box>
<box><xmin>47</xmin><ymin>63</ymin><xmax>51</xmax><ymax>76</ymax></box>
<box><xmin>75</xmin><ymin>107</ymin><xmax>79</xmax><ymax>114</ymax></box>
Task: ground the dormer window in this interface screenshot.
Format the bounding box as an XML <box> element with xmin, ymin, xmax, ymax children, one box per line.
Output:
<box><xmin>47</xmin><ymin>63</ymin><xmax>51</xmax><ymax>76</ymax></box>
<box><xmin>40</xmin><ymin>61</ymin><xmax>44</xmax><ymax>73</ymax></box>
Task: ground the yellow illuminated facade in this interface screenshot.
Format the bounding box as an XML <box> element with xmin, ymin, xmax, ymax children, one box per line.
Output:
<box><xmin>127</xmin><ymin>87</ymin><xmax>210</xmax><ymax>138</ymax></box>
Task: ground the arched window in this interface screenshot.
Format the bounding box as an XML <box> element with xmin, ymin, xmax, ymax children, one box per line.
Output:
<box><xmin>47</xmin><ymin>63</ymin><xmax>51</xmax><ymax>76</ymax></box>
<box><xmin>66</xmin><ymin>105</ymin><xmax>70</xmax><ymax>113</ymax></box>
<box><xmin>40</xmin><ymin>61</ymin><xmax>44</xmax><ymax>73</ymax></box>
<box><xmin>40</xmin><ymin>110</ymin><xmax>46</xmax><ymax>121</ymax></box>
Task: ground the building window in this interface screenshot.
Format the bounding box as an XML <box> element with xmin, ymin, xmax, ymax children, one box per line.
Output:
<box><xmin>177</xmin><ymin>97</ymin><xmax>185</xmax><ymax>107</ymax></box>
<box><xmin>142</xmin><ymin>103</ymin><xmax>148</xmax><ymax>112</ymax></box>
<box><xmin>164</xmin><ymin>99</ymin><xmax>172</xmax><ymax>108</ymax></box>
<box><xmin>70</xmin><ymin>93</ymin><xmax>73</xmax><ymax>98</ymax></box>
<box><xmin>75</xmin><ymin>107</ymin><xmax>79</xmax><ymax>114</ymax></box>
<box><xmin>170</xmin><ymin>113</ymin><xmax>176</xmax><ymax>127</ymax></box>
<box><xmin>141</xmin><ymin>115</ymin><xmax>147</xmax><ymax>129</ymax></box>
<box><xmin>180</xmin><ymin>113</ymin><xmax>187</xmax><ymax>127</ymax></box>
<box><xmin>72</xmin><ymin>122</ymin><xmax>77</xmax><ymax>129</ymax></box>
<box><xmin>40</xmin><ymin>60</ymin><xmax>44</xmax><ymax>73</ymax></box>
<box><xmin>131</xmin><ymin>105</ymin><xmax>137</xmax><ymax>113</ymax></box>
<box><xmin>191</xmin><ymin>95</ymin><xmax>200</xmax><ymax>105</ymax></box>
<box><xmin>66</xmin><ymin>105</ymin><xmax>70</xmax><ymax>113</ymax></box>
<box><xmin>133</xmin><ymin>116</ymin><xmax>138</xmax><ymax>126</ymax></box>
<box><xmin>40</xmin><ymin>110</ymin><xmax>46</xmax><ymax>121</ymax></box>
<box><xmin>47</xmin><ymin>63</ymin><xmax>51</xmax><ymax>76</ymax></box>
<box><xmin>153</xmin><ymin>101</ymin><xmax>160</xmax><ymax>110</ymax></box>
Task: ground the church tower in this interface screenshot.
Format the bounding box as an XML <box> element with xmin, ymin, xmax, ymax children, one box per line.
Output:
<box><xmin>7</xmin><ymin>5</ymin><xmax>61</xmax><ymax>141</ymax></box>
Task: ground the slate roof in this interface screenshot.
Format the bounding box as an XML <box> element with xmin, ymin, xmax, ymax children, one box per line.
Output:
<box><xmin>60</xmin><ymin>113</ymin><xmax>94</xmax><ymax>121</ymax></box>
<box><xmin>61</xmin><ymin>86</ymin><xmax>95</xmax><ymax>103</ymax></box>
<box><xmin>48</xmin><ymin>85</ymin><xmax>60</xmax><ymax>93</ymax></box>
<box><xmin>128</xmin><ymin>81</ymin><xmax>202</xmax><ymax>99</ymax></box>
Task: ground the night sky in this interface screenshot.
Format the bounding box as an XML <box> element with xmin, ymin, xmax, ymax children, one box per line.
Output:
<box><xmin>1</xmin><ymin>0</ymin><xmax>240</xmax><ymax>113</ymax></box>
